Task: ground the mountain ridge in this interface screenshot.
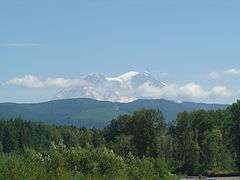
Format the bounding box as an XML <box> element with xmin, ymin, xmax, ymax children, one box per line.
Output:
<box><xmin>0</xmin><ymin>98</ymin><xmax>228</xmax><ymax>128</ymax></box>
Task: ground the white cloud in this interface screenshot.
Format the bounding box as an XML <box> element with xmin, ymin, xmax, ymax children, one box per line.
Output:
<box><xmin>138</xmin><ymin>82</ymin><xmax>234</xmax><ymax>102</ymax></box>
<box><xmin>224</xmin><ymin>68</ymin><xmax>240</xmax><ymax>76</ymax></box>
<box><xmin>7</xmin><ymin>75</ymin><xmax>82</xmax><ymax>88</ymax></box>
<box><xmin>7</xmin><ymin>75</ymin><xmax>44</xmax><ymax>88</ymax></box>
<box><xmin>44</xmin><ymin>78</ymin><xmax>82</xmax><ymax>88</ymax></box>
<box><xmin>6</xmin><ymin>73</ymin><xmax>236</xmax><ymax>103</ymax></box>
<box><xmin>208</xmin><ymin>72</ymin><xmax>221</xmax><ymax>80</ymax></box>
<box><xmin>210</xmin><ymin>86</ymin><xmax>233</xmax><ymax>98</ymax></box>
<box><xmin>0</xmin><ymin>43</ymin><xmax>40</xmax><ymax>47</ymax></box>
<box><xmin>179</xmin><ymin>83</ymin><xmax>209</xmax><ymax>99</ymax></box>
<box><xmin>208</xmin><ymin>68</ymin><xmax>240</xmax><ymax>80</ymax></box>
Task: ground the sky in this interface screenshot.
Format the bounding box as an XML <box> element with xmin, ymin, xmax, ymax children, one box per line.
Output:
<box><xmin>0</xmin><ymin>0</ymin><xmax>240</xmax><ymax>103</ymax></box>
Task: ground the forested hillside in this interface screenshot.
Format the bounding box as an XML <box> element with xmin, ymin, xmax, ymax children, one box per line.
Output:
<box><xmin>0</xmin><ymin>101</ymin><xmax>239</xmax><ymax>179</ymax></box>
<box><xmin>0</xmin><ymin>98</ymin><xmax>227</xmax><ymax>128</ymax></box>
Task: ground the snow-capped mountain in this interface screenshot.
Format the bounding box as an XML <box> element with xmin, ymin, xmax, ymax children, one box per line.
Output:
<box><xmin>55</xmin><ymin>71</ymin><xmax>166</xmax><ymax>102</ymax></box>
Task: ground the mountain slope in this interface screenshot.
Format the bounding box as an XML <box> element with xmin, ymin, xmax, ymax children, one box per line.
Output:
<box><xmin>0</xmin><ymin>98</ymin><xmax>228</xmax><ymax>128</ymax></box>
<box><xmin>55</xmin><ymin>71</ymin><xmax>166</xmax><ymax>102</ymax></box>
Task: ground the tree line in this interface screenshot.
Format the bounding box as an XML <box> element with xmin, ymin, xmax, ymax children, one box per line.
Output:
<box><xmin>0</xmin><ymin>101</ymin><xmax>239</xmax><ymax>179</ymax></box>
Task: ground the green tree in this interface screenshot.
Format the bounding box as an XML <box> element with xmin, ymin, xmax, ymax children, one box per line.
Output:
<box><xmin>108</xmin><ymin>134</ymin><xmax>136</xmax><ymax>157</ymax></box>
<box><xmin>2</xmin><ymin>127</ymin><xmax>18</xmax><ymax>153</ymax></box>
<box><xmin>202</xmin><ymin>130</ymin><xmax>224</xmax><ymax>170</ymax></box>
<box><xmin>173</xmin><ymin>111</ymin><xmax>200</xmax><ymax>174</ymax></box>
<box><xmin>228</xmin><ymin>100</ymin><xmax>240</xmax><ymax>169</ymax></box>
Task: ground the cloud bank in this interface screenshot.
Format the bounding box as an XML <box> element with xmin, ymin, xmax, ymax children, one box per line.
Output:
<box><xmin>138</xmin><ymin>82</ymin><xmax>233</xmax><ymax>101</ymax></box>
<box><xmin>224</xmin><ymin>68</ymin><xmax>240</xmax><ymax>76</ymax></box>
<box><xmin>209</xmin><ymin>68</ymin><xmax>240</xmax><ymax>79</ymax></box>
<box><xmin>7</xmin><ymin>75</ymin><xmax>82</xmax><ymax>88</ymax></box>
<box><xmin>6</xmin><ymin>73</ymin><xmax>236</xmax><ymax>103</ymax></box>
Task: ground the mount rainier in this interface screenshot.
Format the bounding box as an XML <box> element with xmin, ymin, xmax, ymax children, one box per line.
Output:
<box><xmin>55</xmin><ymin>71</ymin><xmax>166</xmax><ymax>102</ymax></box>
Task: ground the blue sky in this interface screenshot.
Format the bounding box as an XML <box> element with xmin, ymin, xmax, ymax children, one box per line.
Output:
<box><xmin>0</xmin><ymin>0</ymin><xmax>240</xmax><ymax>103</ymax></box>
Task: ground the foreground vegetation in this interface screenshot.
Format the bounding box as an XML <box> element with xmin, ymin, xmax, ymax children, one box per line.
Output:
<box><xmin>0</xmin><ymin>100</ymin><xmax>240</xmax><ymax>179</ymax></box>
<box><xmin>0</xmin><ymin>146</ymin><xmax>175</xmax><ymax>179</ymax></box>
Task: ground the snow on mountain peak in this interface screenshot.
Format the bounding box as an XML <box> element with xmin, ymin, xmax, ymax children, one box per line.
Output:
<box><xmin>117</xmin><ymin>71</ymin><xmax>140</xmax><ymax>81</ymax></box>
<box><xmin>106</xmin><ymin>71</ymin><xmax>140</xmax><ymax>83</ymax></box>
<box><xmin>55</xmin><ymin>71</ymin><xmax>166</xmax><ymax>102</ymax></box>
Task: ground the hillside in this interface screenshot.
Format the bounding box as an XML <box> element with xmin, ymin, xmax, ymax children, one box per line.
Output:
<box><xmin>0</xmin><ymin>98</ymin><xmax>228</xmax><ymax>128</ymax></box>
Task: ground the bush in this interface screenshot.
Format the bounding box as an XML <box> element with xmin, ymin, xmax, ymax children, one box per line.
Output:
<box><xmin>0</xmin><ymin>146</ymin><xmax>176</xmax><ymax>180</ymax></box>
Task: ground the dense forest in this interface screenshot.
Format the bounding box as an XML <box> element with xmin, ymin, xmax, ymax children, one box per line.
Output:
<box><xmin>0</xmin><ymin>101</ymin><xmax>239</xmax><ymax>179</ymax></box>
<box><xmin>0</xmin><ymin>98</ymin><xmax>227</xmax><ymax>128</ymax></box>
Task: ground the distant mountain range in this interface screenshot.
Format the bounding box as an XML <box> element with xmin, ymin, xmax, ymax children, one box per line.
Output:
<box><xmin>54</xmin><ymin>71</ymin><xmax>166</xmax><ymax>102</ymax></box>
<box><xmin>0</xmin><ymin>98</ymin><xmax>228</xmax><ymax>128</ymax></box>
